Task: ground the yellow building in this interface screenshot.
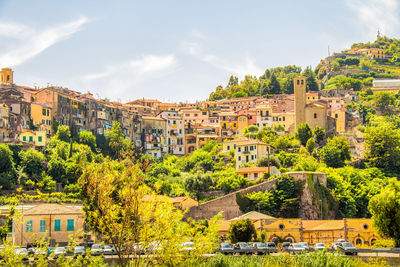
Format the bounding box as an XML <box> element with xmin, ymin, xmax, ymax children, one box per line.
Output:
<box><xmin>167</xmin><ymin>196</ymin><xmax>198</xmax><ymax>210</ymax></box>
<box><xmin>294</xmin><ymin>76</ymin><xmax>328</xmax><ymax>131</ymax></box>
<box><xmin>0</xmin><ymin>103</ymin><xmax>10</xmax><ymax>142</ymax></box>
<box><xmin>19</xmin><ymin>130</ymin><xmax>46</xmax><ymax>147</ymax></box>
<box><xmin>332</xmin><ymin>108</ymin><xmax>346</xmax><ymax>133</ymax></box>
<box><xmin>222</xmin><ymin>138</ymin><xmax>271</xmax><ymax>169</ymax></box>
<box><xmin>12</xmin><ymin>203</ymin><xmax>88</xmax><ymax>246</ymax></box>
<box><xmin>0</xmin><ymin>67</ymin><xmax>13</xmax><ymax>85</ymax></box>
<box><xmin>221</xmin><ymin>212</ymin><xmax>380</xmax><ymax>247</ymax></box>
<box><xmin>237</xmin><ymin>115</ymin><xmax>249</xmax><ymax>134</ymax></box>
<box><xmin>30</xmin><ymin>103</ymin><xmax>52</xmax><ymax>136</ymax></box>
<box><xmin>364</xmin><ymin>48</ymin><xmax>385</xmax><ymax>59</ymax></box>
<box><xmin>196</xmin><ymin>134</ymin><xmax>220</xmax><ymax>150</ymax></box>
<box><xmin>236</xmin><ymin>166</ymin><xmax>281</xmax><ymax>180</ymax></box>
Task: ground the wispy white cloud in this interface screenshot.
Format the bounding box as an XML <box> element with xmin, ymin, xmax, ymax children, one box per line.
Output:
<box><xmin>0</xmin><ymin>17</ymin><xmax>89</xmax><ymax>67</ymax></box>
<box><xmin>80</xmin><ymin>54</ymin><xmax>177</xmax><ymax>98</ymax></box>
<box><xmin>346</xmin><ymin>0</ymin><xmax>400</xmax><ymax>39</ymax></box>
<box><xmin>181</xmin><ymin>39</ymin><xmax>263</xmax><ymax>78</ymax></box>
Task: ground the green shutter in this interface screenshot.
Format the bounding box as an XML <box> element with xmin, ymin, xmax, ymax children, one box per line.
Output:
<box><xmin>29</xmin><ymin>136</ymin><xmax>33</xmax><ymax>142</ymax></box>
<box><xmin>54</xmin><ymin>219</ymin><xmax>60</xmax><ymax>231</ymax></box>
<box><xmin>67</xmin><ymin>219</ymin><xmax>74</xmax><ymax>231</ymax></box>
<box><xmin>26</xmin><ymin>220</ymin><xmax>32</xmax><ymax>232</ymax></box>
<box><xmin>40</xmin><ymin>220</ymin><xmax>46</xmax><ymax>232</ymax></box>
<box><xmin>38</xmin><ymin>136</ymin><xmax>42</xmax><ymax>142</ymax></box>
<box><xmin>23</xmin><ymin>136</ymin><xmax>26</xmax><ymax>141</ymax></box>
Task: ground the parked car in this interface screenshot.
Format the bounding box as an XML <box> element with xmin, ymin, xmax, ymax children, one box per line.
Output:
<box><xmin>103</xmin><ymin>245</ymin><xmax>116</xmax><ymax>255</ymax></box>
<box><xmin>250</xmin><ymin>242</ymin><xmax>268</xmax><ymax>255</ymax></box>
<box><xmin>181</xmin><ymin>242</ymin><xmax>195</xmax><ymax>253</ymax></box>
<box><xmin>73</xmin><ymin>246</ymin><xmax>86</xmax><ymax>258</ymax></box>
<box><xmin>266</xmin><ymin>242</ymin><xmax>278</xmax><ymax>253</ymax></box>
<box><xmin>15</xmin><ymin>247</ymin><xmax>29</xmax><ymax>260</ymax></box>
<box><xmin>53</xmin><ymin>247</ymin><xmax>66</xmax><ymax>259</ymax></box>
<box><xmin>314</xmin><ymin>243</ymin><xmax>326</xmax><ymax>251</ymax></box>
<box><xmin>219</xmin><ymin>242</ymin><xmax>234</xmax><ymax>255</ymax></box>
<box><xmin>288</xmin><ymin>243</ymin><xmax>306</xmax><ymax>254</ymax></box>
<box><xmin>33</xmin><ymin>248</ymin><xmax>49</xmax><ymax>259</ymax></box>
<box><xmin>146</xmin><ymin>241</ymin><xmax>162</xmax><ymax>254</ymax></box>
<box><xmin>90</xmin><ymin>244</ymin><xmax>104</xmax><ymax>256</ymax></box>
<box><xmin>233</xmin><ymin>242</ymin><xmax>253</xmax><ymax>255</ymax></box>
<box><xmin>337</xmin><ymin>242</ymin><xmax>358</xmax><ymax>255</ymax></box>
<box><xmin>331</xmin><ymin>242</ymin><xmax>340</xmax><ymax>250</ymax></box>
<box><xmin>281</xmin><ymin>242</ymin><xmax>291</xmax><ymax>251</ymax></box>
<box><xmin>298</xmin><ymin>242</ymin><xmax>310</xmax><ymax>251</ymax></box>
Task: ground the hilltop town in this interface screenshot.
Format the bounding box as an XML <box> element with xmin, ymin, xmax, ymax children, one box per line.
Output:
<box><xmin>1</xmin><ymin>36</ymin><xmax>400</xmax><ymax>265</ymax></box>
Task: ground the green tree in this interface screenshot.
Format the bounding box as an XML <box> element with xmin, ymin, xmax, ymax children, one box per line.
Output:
<box><xmin>78</xmin><ymin>130</ymin><xmax>96</xmax><ymax>151</ymax></box>
<box><xmin>184</xmin><ymin>172</ymin><xmax>213</xmax><ymax>197</ymax></box>
<box><xmin>54</xmin><ymin>125</ymin><xmax>71</xmax><ymax>142</ymax></box>
<box><xmin>18</xmin><ymin>149</ymin><xmax>46</xmax><ymax>181</ymax></box>
<box><xmin>268</xmin><ymin>73</ymin><xmax>281</xmax><ymax>94</ymax></box>
<box><xmin>320</xmin><ymin>137</ymin><xmax>351</xmax><ymax>167</ymax></box>
<box><xmin>306</xmin><ymin>138</ymin><xmax>316</xmax><ymax>154</ymax></box>
<box><xmin>47</xmin><ymin>157</ymin><xmax>67</xmax><ymax>184</ymax></box>
<box><xmin>105</xmin><ymin>121</ymin><xmax>131</xmax><ymax>160</ymax></box>
<box><xmin>364</xmin><ymin>124</ymin><xmax>400</xmax><ymax>171</ymax></box>
<box><xmin>302</xmin><ymin>67</ymin><xmax>319</xmax><ymax>91</ymax></box>
<box><xmin>228</xmin><ymin>219</ymin><xmax>257</xmax><ymax>243</ymax></box>
<box><xmin>296</xmin><ymin>123</ymin><xmax>312</xmax><ymax>146</ymax></box>
<box><xmin>0</xmin><ymin>145</ymin><xmax>17</xmax><ymax>189</ymax></box>
<box><xmin>331</xmin><ymin>60</ymin><xmax>340</xmax><ymax>71</ymax></box>
<box><xmin>313</xmin><ymin>126</ymin><xmax>325</xmax><ymax>146</ymax></box>
<box><xmin>369</xmin><ymin>178</ymin><xmax>400</xmax><ymax>247</ymax></box>
<box><xmin>80</xmin><ymin>159</ymin><xmax>219</xmax><ymax>267</ymax></box>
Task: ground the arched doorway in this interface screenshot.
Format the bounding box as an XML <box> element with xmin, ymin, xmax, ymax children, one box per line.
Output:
<box><xmin>284</xmin><ymin>235</ymin><xmax>295</xmax><ymax>243</ymax></box>
<box><xmin>355</xmin><ymin>238</ymin><xmax>363</xmax><ymax>246</ymax></box>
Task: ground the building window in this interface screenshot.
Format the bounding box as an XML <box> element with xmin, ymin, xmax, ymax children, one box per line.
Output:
<box><xmin>40</xmin><ymin>220</ymin><xmax>46</xmax><ymax>232</ymax></box>
<box><xmin>238</xmin><ymin>156</ymin><xmax>241</xmax><ymax>161</ymax></box>
<box><xmin>26</xmin><ymin>220</ymin><xmax>32</xmax><ymax>232</ymax></box>
<box><xmin>67</xmin><ymin>219</ymin><xmax>74</xmax><ymax>231</ymax></box>
<box><xmin>23</xmin><ymin>136</ymin><xmax>26</xmax><ymax>141</ymax></box>
<box><xmin>335</xmin><ymin>114</ymin><xmax>338</xmax><ymax>118</ymax></box>
<box><xmin>42</xmin><ymin>109</ymin><xmax>46</xmax><ymax>116</ymax></box>
<box><xmin>38</xmin><ymin>136</ymin><xmax>42</xmax><ymax>142</ymax></box>
<box><xmin>29</xmin><ymin>136</ymin><xmax>33</xmax><ymax>142</ymax></box>
<box><xmin>314</xmin><ymin>113</ymin><xmax>317</xmax><ymax>119</ymax></box>
<box><xmin>54</xmin><ymin>219</ymin><xmax>61</xmax><ymax>231</ymax></box>
<box><xmin>227</xmin><ymin>145</ymin><xmax>230</xmax><ymax>150</ymax></box>
<box><xmin>238</xmin><ymin>147</ymin><xmax>241</xmax><ymax>152</ymax></box>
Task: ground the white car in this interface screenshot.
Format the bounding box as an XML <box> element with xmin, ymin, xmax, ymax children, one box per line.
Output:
<box><xmin>288</xmin><ymin>243</ymin><xmax>306</xmax><ymax>254</ymax></box>
<box><xmin>90</xmin><ymin>244</ymin><xmax>104</xmax><ymax>256</ymax></box>
<box><xmin>298</xmin><ymin>242</ymin><xmax>310</xmax><ymax>250</ymax></box>
<box><xmin>181</xmin><ymin>242</ymin><xmax>195</xmax><ymax>252</ymax></box>
<box><xmin>314</xmin><ymin>243</ymin><xmax>325</xmax><ymax>250</ymax></box>
<box><xmin>53</xmin><ymin>247</ymin><xmax>66</xmax><ymax>258</ymax></box>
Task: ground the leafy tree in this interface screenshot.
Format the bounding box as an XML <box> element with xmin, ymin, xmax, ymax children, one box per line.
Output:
<box><xmin>54</xmin><ymin>125</ymin><xmax>71</xmax><ymax>142</ymax></box>
<box><xmin>257</xmin><ymin>155</ymin><xmax>281</xmax><ymax>168</ymax></box>
<box><xmin>80</xmin><ymin>159</ymin><xmax>219</xmax><ymax>267</ymax></box>
<box><xmin>243</xmin><ymin>125</ymin><xmax>259</xmax><ymax>138</ymax></box>
<box><xmin>268</xmin><ymin>73</ymin><xmax>281</xmax><ymax>94</ymax></box>
<box><xmin>47</xmin><ymin>157</ymin><xmax>67</xmax><ymax>184</ymax></box>
<box><xmin>331</xmin><ymin>60</ymin><xmax>340</xmax><ymax>71</ymax></box>
<box><xmin>105</xmin><ymin>121</ymin><xmax>131</xmax><ymax>160</ymax></box>
<box><xmin>78</xmin><ymin>130</ymin><xmax>97</xmax><ymax>151</ymax></box>
<box><xmin>369</xmin><ymin>178</ymin><xmax>400</xmax><ymax>247</ymax></box>
<box><xmin>364</xmin><ymin>124</ymin><xmax>400</xmax><ymax>172</ymax></box>
<box><xmin>320</xmin><ymin>137</ymin><xmax>351</xmax><ymax>167</ymax></box>
<box><xmin>18</xmin><ymin>149</ymin><xmax>46</xmax><ymax>181</ymax></box>
<box><xmin>296</xmin><ymin>123</ymin><xmax>312</xmax><ymax>146</ymax></box>
<box><xmin>302</xmin><ymin>67</ymin><xmax>319</xmax><ymax>91</ymax></box>
<box><xmin>313</xmin><ymin>126</ymin><xmax>325</xmax><ymax>146</ymax></box>
<box><xmin>228</xmin><ymin>219</ymin><xmax>257</xmax><ymax>243</ymax></box>
<box><xmin>360</xmin><ymin>58</ymin><xmax>372</xmax><ymax>69</ymax></box>
<box><xmin>306</xmin><ymin>138</ymin><xmax>316</xmax><ymax>154</ymax></box>
<box><xmin>0</xmin><ymin>144</ymin><xmax>15</xmax><ymax>173</ymax></box>
<box><xmin>184</xmin><ymin>172</ymin><xmax>213</xmax><ymax>197</ymax></box>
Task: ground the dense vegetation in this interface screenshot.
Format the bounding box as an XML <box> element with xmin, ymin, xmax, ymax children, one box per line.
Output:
<box><xmin>208</xmin><ymin>36</ymin><xmax>400</xmax><ymax>101</ymax></box>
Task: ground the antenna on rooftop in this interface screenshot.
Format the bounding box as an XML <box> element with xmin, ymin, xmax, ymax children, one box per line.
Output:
<box><xmin>377</xmin><ymin>29</ymin><xmax>381</xmax><ymax>39</ymax></box>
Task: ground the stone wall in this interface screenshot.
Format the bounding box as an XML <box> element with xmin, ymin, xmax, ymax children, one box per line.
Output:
<box><xmin>185</xmin><ymin>179</ymin><xmax>278</xmax><ymax>220</ymax></box>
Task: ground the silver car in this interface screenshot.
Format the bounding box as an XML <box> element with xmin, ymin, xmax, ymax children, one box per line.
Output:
<box><xmin>314</xmin><ymin>243</ymin><xmax>325</xmax><ymax>250</ymax></box>
<box><xmin>288</xmin><ymin>243</ymin><xmax>306</xmax><ymax>254</ymax></box>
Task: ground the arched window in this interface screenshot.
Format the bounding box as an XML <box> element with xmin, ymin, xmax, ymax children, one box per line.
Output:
<box><xmin>355</xmin><ymin>238</ymin><xmax>362</xmax><ymax>245</ymax></box>
<box><xmin>314</xmin><ymin>113</ymin><xmax>317</xmax><ymax>119</ymax></box>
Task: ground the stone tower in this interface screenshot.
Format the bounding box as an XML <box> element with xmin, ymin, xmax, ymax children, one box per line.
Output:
<box><xmin>294</xmin><ymin>76</ymin><xmax>306</xmax><ymax>129</ymax></box>
<box><xmin>0</xmin><ymin>68</ymin><xmax>13</xmax><ymax>85</ymax></box>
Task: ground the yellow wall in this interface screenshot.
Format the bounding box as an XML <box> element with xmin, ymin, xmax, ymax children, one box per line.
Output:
<box><xmin>31</xmin><ymin>104</ymin><xmax>52</xmax><ymax>135</ymax></box>
<box><xmin>0</xmin><ymin>68</ymin><xmax>13</xmax><ymax>85</ymax></box>
<box><xmin>305</xmin><ymin>105</ymin><xmax>328</xmax><ymax>130</ymax></box>
<box><xmin>237</xmin><ymin>115</ymin><xmax>248</xmax><ymax>133</ymax></box>
<box><xmin>13</xmin><ymin>213</ymin><xmax>85</xmax><ymax>246</ymax></box>
<box><xmin>332</xmin><ymin>110</ymin><xmax>346</xmax><ymax>133</ymax></box>
<box><xmin>19</xmin><ymin>131</ymin><xmax>46</xmax><ymax>146</ymax></box>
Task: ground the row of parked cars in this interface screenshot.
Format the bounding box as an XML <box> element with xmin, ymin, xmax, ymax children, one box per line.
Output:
<box><xmin>218</xmin><ymin>242</ymin><xmax>278</xmax><ymax>255</ymax></box>
<box><xmin>217</xmin><ymin>240</ymin><xmax>358</xmax><ymax>256</ymax></box>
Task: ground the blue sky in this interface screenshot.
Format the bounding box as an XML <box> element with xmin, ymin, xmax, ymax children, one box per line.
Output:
<box><xmin>0</xmin><ymin>0</ymin><xmax>399</xmax><ymax>102</ymax></box>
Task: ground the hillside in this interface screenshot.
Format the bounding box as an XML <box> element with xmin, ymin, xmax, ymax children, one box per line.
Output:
<box><xmin>208</xmin><ymin>36</ymin><xmax>400</xmax><ymax>101</ymax></box>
